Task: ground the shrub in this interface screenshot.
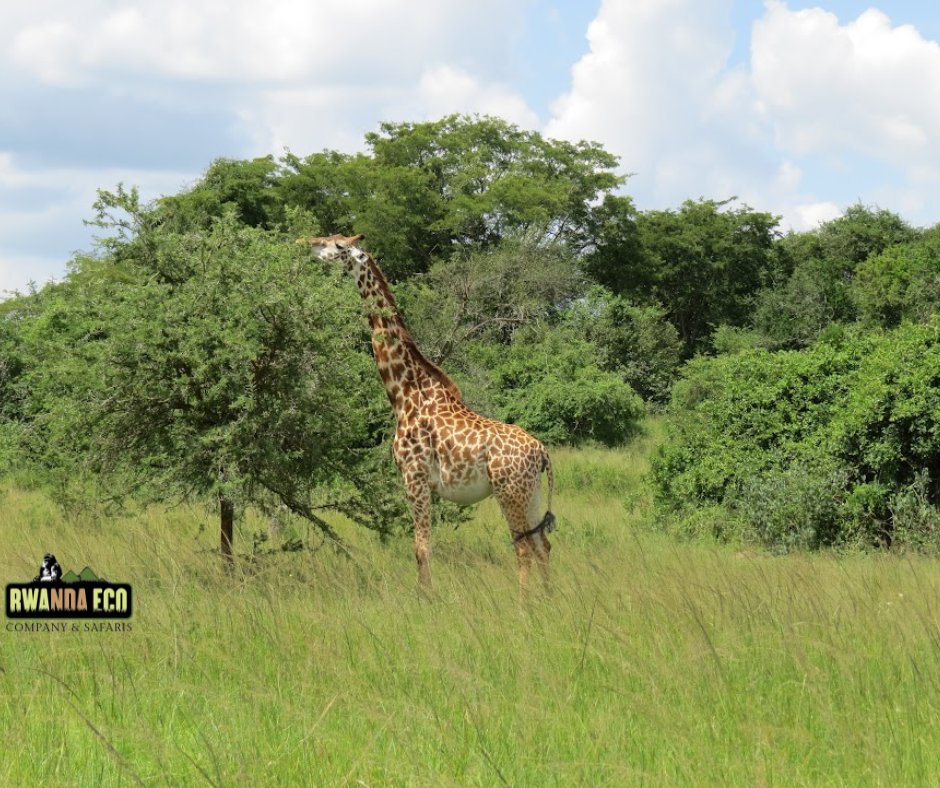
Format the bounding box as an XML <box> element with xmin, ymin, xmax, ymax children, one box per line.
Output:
<box><xmin>569</xmin><ymin>289</ymin><xmax>683</xmax><ymax>405</ymax></box>
<box><xmin>890</xmin><ymin>472</ymin><xmax>940</xmax><ymax>554</ymax></box>
<box><xmin>653</xmin><ymin>321</ymin><xmax>940</xmax><ymax>551</ymax></box>
<box><xmin>469</xmin><ymin>325</ymin><xmax>645</xmax><ymax>446</ymax></box>
<box><xmin>727</xmin><ymin>462</ymin><xmax>852</xmax><ymax>553</ymax></box>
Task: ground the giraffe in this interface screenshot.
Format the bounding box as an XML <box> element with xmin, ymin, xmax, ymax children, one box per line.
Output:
<box><xmin>304</xmin><ymin>234</ymin><xmax>555</xmax><ymax>592</ymax></box>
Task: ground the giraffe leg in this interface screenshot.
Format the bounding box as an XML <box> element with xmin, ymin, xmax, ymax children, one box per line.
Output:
<box><xmin>525</xmin><ymin>488</ymin><xmax>552</xmax><ymax>592</ymax></box>
<box><xmin>495</xmin><ymin>488</ymin><xmax>536</xmax><ymax>596</ymax></box>
<box><xmin>514</xmin><ymin>537</ymin><xmax>534</xmax><ymax>596</ymax></box>
<box><xmin>403</xmin><ymin>475</ymin><xmax>433</xmax><ymax>591</ymax></box>
<box><xmin>534</xmin><ymin>536</ymin><xmax>551</xmax><ymax>593</ymax></box>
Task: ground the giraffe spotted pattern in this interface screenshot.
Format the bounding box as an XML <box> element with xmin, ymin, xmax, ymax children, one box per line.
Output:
<box><xmin>304</xmin><ymin>234</ymin><xmax>555</xmax><ymax>592</ymax></box>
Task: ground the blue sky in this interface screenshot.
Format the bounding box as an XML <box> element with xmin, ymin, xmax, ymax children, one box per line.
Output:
<box><xmin>3</xmin><ymin>0</ymin><xmax>940</xmax><ymax>295</ymax></box>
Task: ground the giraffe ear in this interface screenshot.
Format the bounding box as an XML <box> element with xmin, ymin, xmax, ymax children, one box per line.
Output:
<box><xmin>349</xmin><ymin>234</ymin><xmax>364</xmax><ymax>244</ymax></box>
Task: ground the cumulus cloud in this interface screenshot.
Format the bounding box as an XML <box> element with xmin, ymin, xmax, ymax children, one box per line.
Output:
<box><xmin>546</xmin><ymin>0</ymin><xmax>742</xmax><ymax>202</ymax></box>
<box><xmin>547</xmin><ymin>0</ymin><xmax>940</xmax><ymax>231</ymax></box>
<box><xmin>0</xmin><ymin>1</ymin><xmax>540</xmax><ymax>292</ymax></box>
<box><xmin>3</xmin><ymin>1</ymin><xmax>537</xmax><ymax>158</ymax></box>
<box><xmin>547</xmin><ymin>1</ymin><xmax>718</xmax><ymax>151</ymax></box>
<box><xmin>237</xmin><ymin>66</ymin><xmax>538</xmax><ymax>156</ymax></box>
<box><xmin>4</xmin><ymin>1</ymin><xmax>528</xmax><ymax>86</ymax></box>
<box><xmin>410</xmin><ymin>66</ymin><xmax>540</xmax><ymax>128</ymax></box>
<box><xmin>752</xmin><ymin>3</ymin><xmax>940</xmax><ymax>176</ymax></box>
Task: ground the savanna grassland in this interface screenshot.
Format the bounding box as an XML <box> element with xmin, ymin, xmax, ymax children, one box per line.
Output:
<box><xmin>2</xmin><ymin>423</ymin><xmax>939</xmax><ymax>786</ymax></box>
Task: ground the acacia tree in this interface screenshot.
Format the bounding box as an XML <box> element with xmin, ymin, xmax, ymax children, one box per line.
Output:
<box><xmin>45</xmin><ymin>189</ymin><xmax>397</xmax><ymax>557</ymax></box>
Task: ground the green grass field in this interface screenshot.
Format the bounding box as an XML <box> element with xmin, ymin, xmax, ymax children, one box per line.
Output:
<box><xmin>2</xmin><ymin>423</ymin><xmax>939</xmax><ymax>785</ymax></box>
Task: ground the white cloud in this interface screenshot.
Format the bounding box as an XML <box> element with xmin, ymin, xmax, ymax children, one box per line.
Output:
<box><xmin>3</xmin><ymin>1</ymin><xmax>537</xmax><ymax>159</ymax></box>
<box><xmin>411</xmin><ymin>66</ymin><xmax>539</xmax><ymax>129</ymax></box>
<box><xmin>546</xmin><ymin>0</ymin><xmax>940</xmax><ymax>230</ymax></box>
<box><xmin>790</xmin><ymin>201</ymin><xmax>842</xmax><ymax>231</ymax></box>
<box><xmin>0</xmin><ymin>0</ymin><xmax>540</xmax><ymax>294</ymax></box>
<box><xmin>4</xmin><ymin>1</ymin><xmax>529</xmax><ymax>86</ymax></box>
<box><xmin>239</xmin><ymin>66</ymin><xmax>537</xmax><ymax>156</ymax></box>
<box><xmin>239</xmin><ymin>87</ymin><xmax>384</xmax><ymax>156</ymax></box>
<box><xmin>546</xmin><ymin>0</ymin><xmax>759</xmax><ymax>211</ymax></box>
<box><xmin>752</xmin><ymin>2</ymin><xmax>940</xmax><ymax>175</ymax></box>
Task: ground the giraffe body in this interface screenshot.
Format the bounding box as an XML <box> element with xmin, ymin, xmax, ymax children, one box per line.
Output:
<box><xmin>305</xmin><ymin>234</ymin><xmax>555</xmax><ymax>592</ymax></box>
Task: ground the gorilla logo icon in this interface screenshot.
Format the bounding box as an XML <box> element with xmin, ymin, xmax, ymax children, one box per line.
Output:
<box><xmin>32</xmin><ymin>553</ymin><xmax>63</xmax><ymax>583</ymax></box>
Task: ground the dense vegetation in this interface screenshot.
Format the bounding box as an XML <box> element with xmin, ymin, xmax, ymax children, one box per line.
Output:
<box><xmin>2</xmin><ymin>113</ymin><xmax>940</xmax><ymax>553</ymax></box>
<box><xmin>654</xmin><ymin>322</ymin><xmax>940</xmax><ymax>551</ymax></box>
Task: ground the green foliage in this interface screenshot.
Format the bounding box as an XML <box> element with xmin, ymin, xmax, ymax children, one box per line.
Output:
<box><xmin>397</xmin><ymin>236</ymin><xmax>586</xmax><ymax>368</ymax></box>
<box><xmin>751</xmin><ymin>205</ymin><xmax>919</xmax><ymax>348</ymax></box>
<box><xmin>815</xmin><ymin>203</ymin><xmax>918</xmax><ymax>266</ymax></box>
<box><xmin>0</xmin><ymin>271</ymin><xmax>120</xmax><ymax>499</ymax></box>
<box><xmin>0</xmin><ymin>303</ymin><xmax>26</xmax><ymax>421</ymax></box>
<box><xmin>828</xmin><ymin>322</ymin><xmax>940</xmax><ymax>520</ymax></box>
<box><xmin>4</xmin><ymin>192</ymin><xmax>409</xmax><ymax>538</ymax></box>
<box><xmin>854</xmin><ymin>237</ymin><xmax>940</xmax><ymax>327</ymax></box>
<box><xmin>890</xmin><ymin>471</ymin><xmax>940</xmax><ymax>552</ymax></box>
<box><xmin>654</xmin><ymin>321</ymin><xmax>940</xmax><ymax>550</ymax></box>
<box><xmin>727</xmin><ymin>463</ymin><xmax>851</xmax><ymax>552</ymax></box>
<box><xmin>94</xmin><ymin>212</ymin><xmax>377</xmax><ymax>516</ymax></box>
<box><xmin>654</xmin><ymin>341</ymin><xmax>861</xmax><ymax>508</ymax></box>
<box><xmin>578</xmin><ymin>194</ymin><xmax>644</xmax><ymax>291</ymax></box>
<box><xmin>569</xmin><ymin>288</ymin><xmax>682</xmax><ymax>404</ymax></box>
<box><xmin>157</xmin><ymin>116</ymin><xmax>624</xmax><ymax>283</ymax></box>
<box><xmin>468</xmin><ymin>325</ymin><xmax>644</xmax><ymax>446</ymax></box>
<box><xmin>0</xmin><ymin>303</ymin><xmax>29</xmax><ymax>475</ymax></box>
<box><xmin>282</xmin><ymin>114</ymin><xmax>623</xmax><ymax>279</ymax></box>
<box><xmin>710</xmin><ymin>325</ymin><xmax>768</xmax><ymax>355</ymax></box>
<box><xmin>751</xmin><ymin>256</ymin><xmax>855</xmax><ymax>348</ymax></box>
<box><xmin>160</xmin><ymin>156</ymin><xmax>283</xmax><ymax>230</ymax></box>
<box><xmin>601</xmin><ymin>198</ymin><xmax>779</xmax><ymax>356</ymax></box>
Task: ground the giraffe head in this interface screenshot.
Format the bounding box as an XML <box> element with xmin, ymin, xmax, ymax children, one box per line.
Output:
<box><xmin>303</xmin><ymin>234</ymin><xmax>367</xmax><ymax>270</ymax></box>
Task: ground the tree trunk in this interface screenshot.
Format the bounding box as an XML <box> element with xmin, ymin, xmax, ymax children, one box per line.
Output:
<box><xmin>220</xmin><ymin>495</ymin><xmax>234</xmax><ymax>563</ymax></box>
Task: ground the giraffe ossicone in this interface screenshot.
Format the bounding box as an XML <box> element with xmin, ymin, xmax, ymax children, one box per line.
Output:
<box><xmin>303</xmin><ymin>234</ymin><xmax>555</xmax><ymax>592</ymax></box>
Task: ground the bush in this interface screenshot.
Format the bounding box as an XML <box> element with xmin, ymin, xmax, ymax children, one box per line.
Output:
<box><xmin>711</xmin><ymin>325</ymin><xmax>768</xmax><ymax>355</ymax></box>
<box><xmin>653</xmin><ymin>321</ymin><xmax>940</xmax><ymax>551</ymax></box>
<box><xmin>750</xmin><ymin>205</ymin><xmax>919</xmax><ymax>349</ymax></box>
<box><xmin>890</xmin><ymin>472</ymin><xmax>940</xmax><ymax>554</ymax></box>
<box><xmin>569</xmin><ymin>289</ymin><xmax>683</xmax><ymax>405</ymax></box>
<box><xmin>751</xmin><ymin>259</ymin><xmax>854</xmax><ymax>349</ymax></box>
<box><xmin>727</xmin><ymin>463</ymin><xmax>851</xmax><ymax>553</ymax></box>
<box><xmin>468</xmin><ymin>325</ymin><xmax>645</xmax><ymax>446</ymax></box>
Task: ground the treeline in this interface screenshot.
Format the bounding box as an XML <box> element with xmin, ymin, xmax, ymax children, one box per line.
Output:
<box><xmin>1</xmin><ymin>114</ymin><xmax>938</xmax><ymax>552</ymax></box>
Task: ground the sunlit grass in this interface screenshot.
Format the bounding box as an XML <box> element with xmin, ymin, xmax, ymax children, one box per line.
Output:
<box><xmin>2</xmin><ymin>420</ymin><xmax>939</xmax><ymax>784</ymax></box>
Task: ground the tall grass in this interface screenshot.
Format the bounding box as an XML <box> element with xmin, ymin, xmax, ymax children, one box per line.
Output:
<box><xmin>2</xmin><ymin>421</ymin><xmax>939</xmax><ymax>784</ymax></box>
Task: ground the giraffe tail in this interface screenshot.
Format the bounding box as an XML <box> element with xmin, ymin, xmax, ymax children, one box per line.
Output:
<box><xmin>539</xmin><ymin>448</ymin><xmax>556</xmax><ymax>534</ymax></box>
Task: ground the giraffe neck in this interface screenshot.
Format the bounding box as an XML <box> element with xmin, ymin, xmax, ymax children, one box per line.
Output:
<box><xmin>349</xmin><ymin>251</ymin><xmax>461</xmax><ymax>414</ymax></box>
